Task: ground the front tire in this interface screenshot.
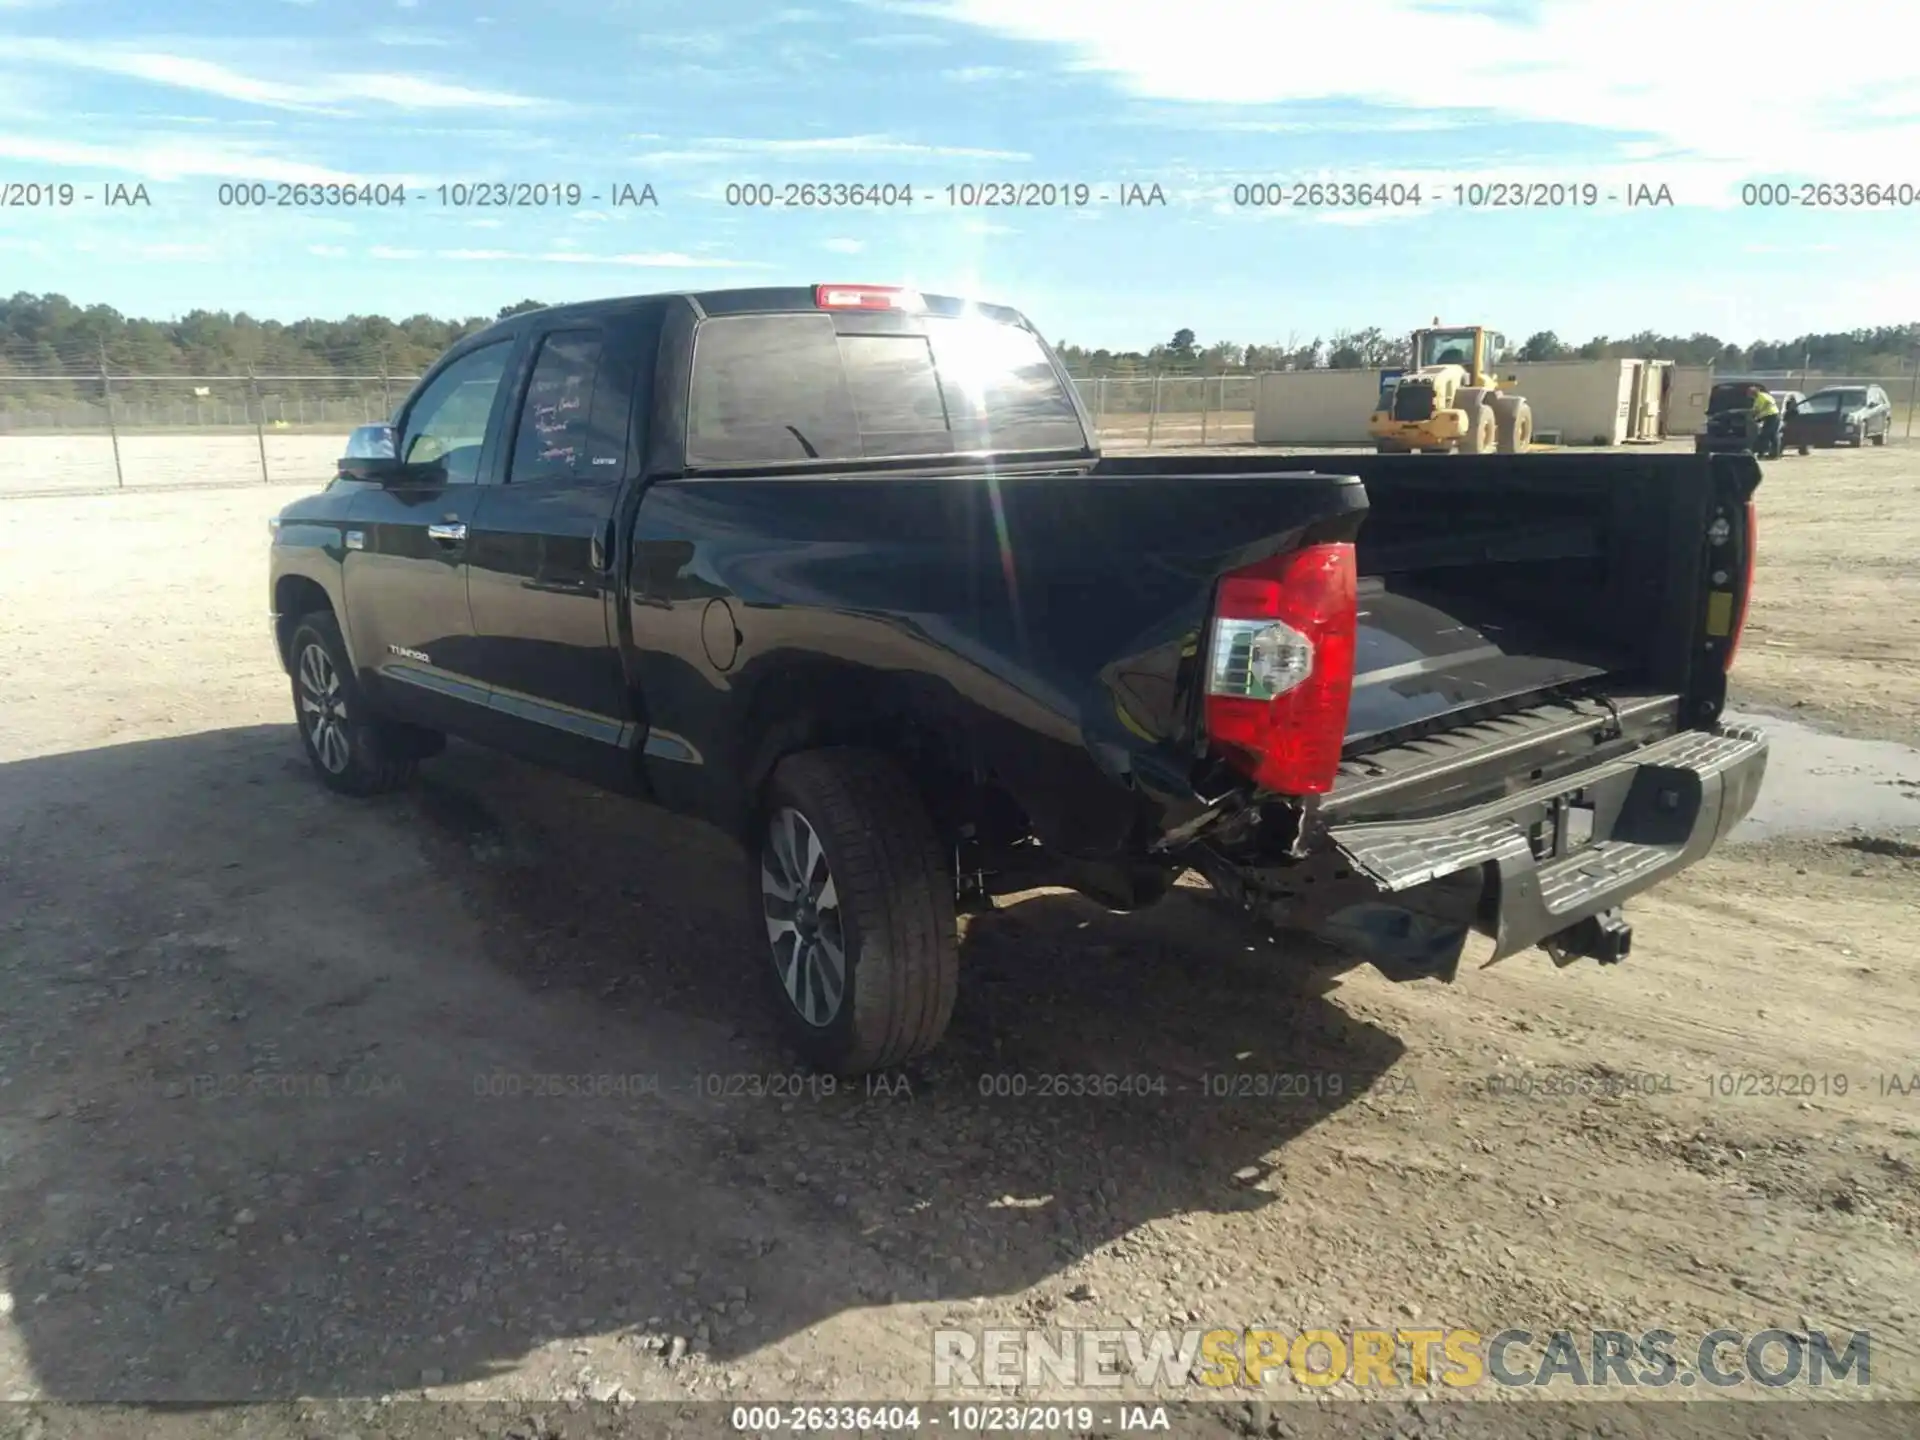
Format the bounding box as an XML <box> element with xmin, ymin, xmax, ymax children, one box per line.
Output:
<box><xmin>1458</xmin><ymin>391</ymin><xmax>1496</xmax><ymax>454</ymax></box>
<box><xmin>1491</xmin><ymin>394</ymin><xmax>1533</xmax><ymax>453</ymax></box>
<box><xmin>754</xmin><ymin>749</ymin><xmax>959</xmax><ymax>1074</ymax></box>
<box><xmin>288</xmin><ymin>613</ymin><xmax>419</xmax><ymax>796</ymax></box>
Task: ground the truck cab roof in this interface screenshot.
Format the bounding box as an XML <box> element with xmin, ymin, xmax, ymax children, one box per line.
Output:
<box><xmin>469</xmin><ymin>286</ymin><xmax>1031</xmax><ymax>347</ymax></box>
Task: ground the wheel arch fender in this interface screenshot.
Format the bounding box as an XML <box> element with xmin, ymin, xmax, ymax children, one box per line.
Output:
<box><xmin>730</xmin><ymin>655</ymin><xmax>979</xmax><ymax>845</ymax></box>
<box><xmin>272</xmin><ymin>561</ymin><xmax>351</xmax><ymax>674</ymax></box>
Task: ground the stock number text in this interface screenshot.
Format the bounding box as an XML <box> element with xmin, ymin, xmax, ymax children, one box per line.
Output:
<box><xmin>1742</xmin><ymin>181</ymin><xmax>1920</xmax><ymax>207</ymax></box>
<box><xmin>1233</xmin><ymin>181</ymin><xmax>1422</xmax><ymax>208</ymax></box>
<box><xmin>725</xmin><ymin>182</ymin><xmax>914</xmax><ymax>208</ymax></box>
<box><xmin>218</xmin><ymin>182</ymin><xmax>407</xmax><ymax>208</ymax></box>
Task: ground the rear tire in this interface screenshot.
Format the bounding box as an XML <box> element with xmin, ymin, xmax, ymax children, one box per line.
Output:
<box><xmin>288</xmin><ymin>613</ymin><xmax>419</xmax><ymax>796</ymax></box>
<box><xmin>752</xmin><ymin>749</ymin><xmax>959</xmax><ymax>1075</ymax></box>
<box><xmin>1799</xmin><ymin>445</ymin><xmax>1811</xmax><ymax>456</ymax></box>
<box><xmin>1871</xmin><ymin>431</ymin><xmax>1886</xmax><ymax>446</ymax></box>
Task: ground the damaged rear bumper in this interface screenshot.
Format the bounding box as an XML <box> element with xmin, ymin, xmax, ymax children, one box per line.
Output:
<box><xmin>1204</xmin><ymin>722</ymin><xmax>1769</xmax><ymax>978</ymax></box>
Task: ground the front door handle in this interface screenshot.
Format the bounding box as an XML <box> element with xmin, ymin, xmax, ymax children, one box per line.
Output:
<box><xmin>590</xmin><ymin>516</ymin><xmax>615</xmax><ymax>573</ymax></box>
<box><xmin>427</xmin><ymin>522</ymin><xmax>467</xmax><ymax>545</ymax></box>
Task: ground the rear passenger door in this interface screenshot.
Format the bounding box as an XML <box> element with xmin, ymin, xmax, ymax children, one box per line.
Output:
<box><xmin>465</xmin><ymin>310</ymin><xmax>658</xmax><ymax>780</ymax></box>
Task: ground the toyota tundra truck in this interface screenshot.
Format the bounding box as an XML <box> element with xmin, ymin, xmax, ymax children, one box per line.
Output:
<box><xmin>268</xmin><ymin>284</ymin><xmax>1767</xmax><ymax>1074</ymax></box>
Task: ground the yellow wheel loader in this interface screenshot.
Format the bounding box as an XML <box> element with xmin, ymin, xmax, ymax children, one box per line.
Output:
<box><xmin>1368</xmin><ymin>323</ymin><xmax>1533</xmax><ymax>455</ymax></box>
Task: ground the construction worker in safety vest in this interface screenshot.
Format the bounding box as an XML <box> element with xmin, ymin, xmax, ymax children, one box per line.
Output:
<box><xmin>1749</xmin><ymin>385</ymin><xmax>1781</xmax><ymax>457</ymax></box>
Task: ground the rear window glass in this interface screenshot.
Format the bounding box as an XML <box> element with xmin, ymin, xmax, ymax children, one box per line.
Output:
<box><xmin>686</xmin><ymin>312</ymin><xmax>1085</xmax><ymax>465</ymax></box>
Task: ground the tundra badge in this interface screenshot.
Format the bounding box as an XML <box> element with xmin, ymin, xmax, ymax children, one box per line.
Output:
<box><xmin>388</xmin><ymin>644</ymin><xmax>431</xmax><ymax>664</ymax></box>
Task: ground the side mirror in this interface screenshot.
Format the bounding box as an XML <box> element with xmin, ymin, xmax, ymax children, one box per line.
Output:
<box><xmin>345</xmin><ymin>423</ymin><xmax>397</xmax><ymax>459</ymax></box>
<box><xmin>336</xmin><ymin>423</ymin><xmax>435</xmax><ymax>484</ymax></box>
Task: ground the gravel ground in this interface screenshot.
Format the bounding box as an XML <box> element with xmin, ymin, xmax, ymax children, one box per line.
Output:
<box><xmin>1</xmin><ymin>445</ymin><xmax>1917</xmax><ymax>1436</ymax></box>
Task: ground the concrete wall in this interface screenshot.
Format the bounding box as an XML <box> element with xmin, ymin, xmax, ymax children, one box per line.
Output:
<box><xmin>1252</xmin><ymin>369</ymin><xmax>1383</xmax><ymax>444</ymax></box>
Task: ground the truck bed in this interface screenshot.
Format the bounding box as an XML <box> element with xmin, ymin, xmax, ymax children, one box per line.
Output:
<box><xmin>1094</xmin><ymin>450</ymin><xmax>1760</xmax><ymax>785</ymax></box>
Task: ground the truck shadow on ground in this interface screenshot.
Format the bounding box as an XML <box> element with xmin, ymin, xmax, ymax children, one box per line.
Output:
<box><xmin>0</xmin><ymin>729</ymin><xmax>1406</xmax><ymax>1401</ymax></box>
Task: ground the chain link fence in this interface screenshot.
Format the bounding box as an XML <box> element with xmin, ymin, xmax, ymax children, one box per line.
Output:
<box><xmin>0</xmin><ymin>372</ymin><xmax>417</xmax><ymax>495</ymax></box>
<box><xmin>1</xmin><ymin>365</ymin><xmax>1911</xmax><ymax>496</ymax></box>
<box><xmin>1068</xmin><ymin>375</ymin><xmax>1260</xmax><ymax>448</ymax></box>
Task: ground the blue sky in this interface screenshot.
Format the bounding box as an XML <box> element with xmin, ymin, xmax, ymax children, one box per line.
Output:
<box><xmin>2</xmin><ymin>0</ymin><xmax>1917</xmax><ymax>350</ymax></box>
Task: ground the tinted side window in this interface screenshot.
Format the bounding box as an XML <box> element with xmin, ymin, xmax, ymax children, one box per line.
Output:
<box><xmin>508</xmin><ymin>330</ymin><xmax>607</xmax><ymax>483</ymax></box>
<box><xmin>401</xmin><ymin>341</ymin><xmax>512</xmax><ymax>484</ymax></box>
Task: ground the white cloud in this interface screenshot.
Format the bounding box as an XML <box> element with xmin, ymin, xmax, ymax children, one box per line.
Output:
<box><xmin>823</xmin><ymin>237</ymin><xmax>866</xmax><ymax>253</ymax></box>
<box><xmin>0</xmin><ymin>132</ymin><xmax>363</xmax><ymax>183</ymax></box>
<box><xmin>917</xmin><ymin>0</ymin><xmax>1920</xmax><ymax>178</ymax></box>
<box><xmin>636</xmin><ymin>135</ymin><xmax>1030</xmax><ymax>164</ymax></box>
<box><xmin>11</xmin><ymin>39</ymin><xmax>540</xmax><ymax>112</ymax></box>
<box><xmin>944</xmin><ymin>65</ymin><xmax>1025</xmax><ymax>81</ymax></box>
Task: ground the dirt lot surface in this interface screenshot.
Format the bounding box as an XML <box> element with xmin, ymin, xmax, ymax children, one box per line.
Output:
<box><xmin>2</xmin><ymin>444</ymin><xmax>1918</xmax><ymax>1436</ymax></box>
<box><xmin>1729</xmin><ymin>444</ymin><xmax>1920</xmax><ymax>749</ymax></box>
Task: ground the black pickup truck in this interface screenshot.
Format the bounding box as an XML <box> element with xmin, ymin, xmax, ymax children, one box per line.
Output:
<box><xmin>269</xmin><ymin>284</ymin><xmax>1768</xmax><ymax>1074</ymax></box>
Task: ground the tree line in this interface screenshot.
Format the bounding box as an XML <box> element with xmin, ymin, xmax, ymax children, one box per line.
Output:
<box><xmin>1</xmin><ymin>291</ymin><xmax>1915</xmax><ymax>379</ymax></box>
<box><xmin>0</xmin><ymin>293</ymin><xmax>548</xmax><ymax>376</ymax></box>
<box><xmin>1055</xmin><ymin>324</ymin><xmax>1920</xmax><ymax>377</ymax></box>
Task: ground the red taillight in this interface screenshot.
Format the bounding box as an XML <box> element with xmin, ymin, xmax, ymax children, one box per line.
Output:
<box><xmin>1724</xmin><ymin>499</ymin><xmax>1757</xmax><ymax>672</ymax></box>
<box><xmin>1203</xmin><ymin>542</ymin><xmax>1358</xmax><ymax>796</ymax></box>
<box><xmin>814</xmin><ymin>283</ymin><xmax>924</xmax><ymax>311</ymax></box>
